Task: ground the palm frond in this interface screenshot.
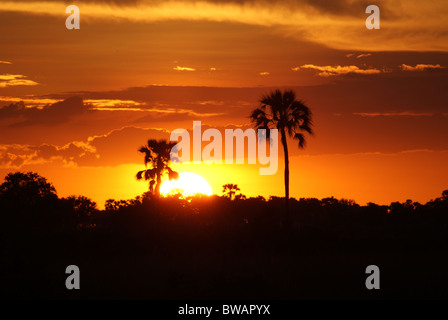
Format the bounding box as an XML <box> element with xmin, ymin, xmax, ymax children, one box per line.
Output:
<box><xmin>299</xmin><ymin>123</ymin><xmax>314</xmax><ymax>135</ymax></box>
<box><xmin>144</xmin><ymin>168</ymin><xmax>157</xmax><ymax>180</ymax></box>
<box><xmin>136</xmin><ymin>170</ymin><xmax>144</xmax><ymax>180</ymax></box>
<box><xmin>250</xmin><ymin>108</ymin><xmax>273</xmax><ymax>129</ymax></box>
<box><xmin>282</xmin><ymin>90</ymin><xmax>296</xmax><ymax>108</ymax></box>
<box><xmin>293</xmin><ymin>133</ymin><xmax>306</xmax><ymax>148</ymax></box>
<box><xmin>167</xmin><ymin>167</ymin><xmax>179</xmax><ymax>180</ymax></box>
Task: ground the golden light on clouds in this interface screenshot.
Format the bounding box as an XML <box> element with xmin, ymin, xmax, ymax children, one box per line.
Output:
<box><xmin>173</xmin><ymin>66</ymin><xmax>196</xmax><ymax>71</ymax></box>
<box><xmin>0</xmin><ymin>74</ymin><xmax>38</xmax><ymax>87</ymax></box>
<box><xmin>399</xmin><ymin>64</ymin><xmax>445</xmax><ymax>71</ymax></box>
<box><xmin>0</xmin><ymin>96</ymin><xmax>59</xmax><ymax>107</ymax></box>
<box><xmin>353</xmin><ymin>112</ymin><xmax>435</xmax><ymax>117</ymax></box>
<box><xmin>292</xmin><ymin>65</ymin><xmax>381</xmax><ymax>77</ymax></box>
<box><xmin>1</xmin><ymin>0</ymin><xmax>448</xmax><ymax>51</ymax></box>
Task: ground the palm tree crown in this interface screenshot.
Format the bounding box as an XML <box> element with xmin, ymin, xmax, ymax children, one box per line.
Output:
<box><xmin>250</xmin><ymin>89</ymin><xmax>313</xmax><ymax>146</ymax></box>
<box><xmin>136</xmin><ymin>139</ymin><xmax>179</xmax><ymax>197</ymax></box>
<box><xmin>250</xmin><ymin>89</ymin><xmax>313</xmax><ymax>215</ymax></box>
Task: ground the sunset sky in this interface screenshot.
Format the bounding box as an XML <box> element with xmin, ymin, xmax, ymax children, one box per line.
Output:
<box><xmin>1</xmin><ymin>0</ymin><xmax>448</xmax><ymax>207</ymax></box>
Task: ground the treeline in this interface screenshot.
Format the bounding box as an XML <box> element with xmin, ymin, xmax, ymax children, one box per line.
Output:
<box><xmin>1</xmin><ymin>171</ymin><xmax>448</xmax><ymax>299</ymax></box>
<box><xmin>1</xmin><ymin>171</ymin><xmax>448</xmax><ymax>237</ymax></box>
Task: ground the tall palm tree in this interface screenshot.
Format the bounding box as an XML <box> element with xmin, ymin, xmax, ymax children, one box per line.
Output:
<box><xmin>136</xmin><ymin>139</ymin><xmax>179</xmax><ymax>197</ymax></box>
<box><xmin>250</xmin><ymin>89</ymin><xmax>313</xmax><ymax>216</ymax></box>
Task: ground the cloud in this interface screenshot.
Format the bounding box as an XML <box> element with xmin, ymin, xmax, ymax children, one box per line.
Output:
<box><xmin>399</xmin><ymin>64</ymin><xmax>445</xmax><ymax>72</ymax></box>
<box><xmin>292</xmin><ymin>64</ymin><xmax>381</xmax><ymax>77</ymax></box>
<box><xmin>0</xmin><ymin>96</ymin><xmax>60</xmax><ymax>108</ymax></box>
<box><xmin>345</xmin><ymin>53</ymin><xmax>372</xmax><ymax>58</ymax></box>
<box><xmin>0</xmin><ymin>74</ymin><xmax>38</xmax><ymax>87</ymax></box>
<box><xmin>134</xmin><ymin>107</ymin><xmax>224</xmax><ymax>123</ymax></box>
<box><xmin>0</xmin><ymin>61</ymin><xmax>12</xmax><ymax>64</ymax></box>
<box><xmin>291</xmin><ymin>148</ymin><xmax>448</xmax><ymax>158</ymax></box>
<box><xmin>0</xmin><ymin>96</ymin><xmax>161</xmax><ymax>112</ymax></box>
<box><xmin>86</xmin><ymin>99</ymin><xmax>145</xmax><ymax>111</ymax></box>
<box><xmin>1</xmin><ymin>122</ymin><xmax>273</xmax><ymax>169</ymax></box>
<box><xmin>173</xmin><ymin>66</ymin><xmax>196</xmax><ymax>71</ymax></box>
<box><xmin>0</xmin><ymin>126</ymin><xmax>171</xmax><ymax>168</ymax></box>
<box><xmin>2</xmin><ymin>0</ymin><xmax>448</xmax><ymax>51</ymax></box>
<box><xmin>354</xmin><ymin>112</ymin><xmax>435</xmax><ymax>117</ymax></box>
<box><xmin>259</xmin><ymin>72</ymin><xmax>270</xmax><ymax>76</ymax></box>
<box><xmin>0</xmin><ymin>93</ymin><xmax>227</xmax><ymax>131</ymax></box>
<box><xmin>0</xmin><ymin>142</ymin><xmax>97</xmax><ymax>168</ymax></box>
<box><xmin>40</xmin><ymin>86</ymin><xmax>259</xmax><ymax>120</ymax></box>
<box><xmin>0</xmin><ymin>96</ymin><xmax>88</xmax><ymax>126</ymax></box>
<box><xmin>356</xmin><ymin>53</ymin><xmax>371</xmax><ymax>59</ymax></box>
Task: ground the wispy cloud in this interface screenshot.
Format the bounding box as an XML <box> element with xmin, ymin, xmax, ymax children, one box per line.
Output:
<box><xmin>345</xmin><ymin>53</ymin><xmax>372</xmax><ymax>59</ymax></box>
<box><xmin>291</xmin><ymin>149</ymin><xmax>448</xmax><ymax>158</ymax></box>
<box><xmin>1</xmin><ymin>1</ymin><xmax>448</xmax><ymax>51</ymax></box>
<box><xmin>356</xmin><ymin>53</ymin><xmax>372</xmax><ymax>59</ymax></box>
<box><xmin>173</xmin><ymin>66</ymin><xmax>196</xmax><ymax>71</ymax></box>
<box><xmin>0</xmin><ymin>96</ymin><xmax>145</xmax><ymax>111</ymax></box>
<box><xmin>0</xmin><ymin>126</ymin><xmax>172</xmax><ymax>168</ymax></box>
<box><xmin>399</xmin><ymin>64</ymin><xmax>445</xmax><ymax>71</ymax></box>
<box><xmin>0</xmin><ymin>141</ymin><xmax>97</xmax><ymax>169</ymax></box>
<box><xmin>0</xmin><ymin>74</ymin><xmax>38</xmax><ymax>87</ymax></box>
<box><xmin>0</xmin><ymin>96</ymin><xmax>59</xmax><ymax>107</ymax></box>
<box><xmin>86</xmin><ymin>99</ymin><xmax>145</xmax><ymax>110</ymax></box>
<box><xmin>354</xmin><ymin>112</ymin><xmax>435</xmax><ymax>117</ymax></box>
<box><xmin>0</xmin><ymin>96</ymin><xmax>87</xmax><ymax>126</ymax></box>
<box><xmin>138</xmin><ymin>107</ymin><xmax>223</xmax><ymax>118</ymax></box>
<box><xmin>0</xmin><ymin>61</ymin><xmax>12</xmax><ymax>64</ymax></box>
<box><xmin>292</xmin><ymin>64</ymin><xmax>381</xmax><ymax>77</ymax></box>
<box><xmin>259</xmin><ymin>72</ymin><xmax>270</xmax><ymax>76</ymax></box>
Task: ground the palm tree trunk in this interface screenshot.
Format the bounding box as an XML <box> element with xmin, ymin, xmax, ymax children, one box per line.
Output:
<box><xmin>155</xmin><ymin>173</ymin><xmax>162</xmax><ymax>197</ymax></box>
<box><xmin>280</xmin><ymin>128</ymin><xmax>290</xmax><ymax>222</ymax></box>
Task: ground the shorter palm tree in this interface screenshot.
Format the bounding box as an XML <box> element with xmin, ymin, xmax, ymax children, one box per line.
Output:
<box><xmin>222</xmin><ymin>183</ymin><xmax>240</xmax><ymax>200</ymax></box>
<box><xmin>136</xmin><ymin>139</ymin><xmax>179</xmax><ymax>197</ymax></box>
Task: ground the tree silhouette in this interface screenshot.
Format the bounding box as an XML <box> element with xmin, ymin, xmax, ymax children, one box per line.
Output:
<box><xmin>222</xmin><ymin>183</ymin><xmax>240</xmax><ymax>200</ymax></box>
<box><xmin>250</xmin><ymin>89</ymin><xmax>313</xmax><ymax>217</ymax></box>
<box><xmin>61</xmin><ymin>195</ymin><xmax>98</xmax><ymax>230</ymax></box>
<box><xmin>442</xmin><ymin>190</ymin><xmax>448</xmax><ymax>201</ymax></box>
<box><xmin>136</xmin><ymin>139</ymin><xmax>179</xmax><ymax>197</ymax></box>
<box><xmin>0</xmin><ymin>171</ymin><xmax>59</xmax><ymax>229</ymax></box>
<box><xmin>0</xmin><ymin>171</ymin><xmax>57</xmax><ymax>205</ymax></box>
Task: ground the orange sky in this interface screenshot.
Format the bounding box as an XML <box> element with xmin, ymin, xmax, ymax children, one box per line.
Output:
<box><xmin>1</xmin><ymin>0</ymin><xmax>448</xmax><ymax>207</ymax></box>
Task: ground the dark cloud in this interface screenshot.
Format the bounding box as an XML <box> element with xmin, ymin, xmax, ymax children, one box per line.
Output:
<box><xmin>0</xmin><ymin>142</ymin><xmax>95</xmax><ymax>168</ymax></box>
<box><xmin>0</xmin><ymin>126</ymin><xmax>171</xmax><ymax>169</ymax></box>
<box><xmin>43</xmin><ymin>86</ymin><xmax>267</xmax><ymax>120</ymax></box>
<box><xmin>0</xmin><ymin>96</ymin><xmax>90</xmax><ymax>126</ymax></box>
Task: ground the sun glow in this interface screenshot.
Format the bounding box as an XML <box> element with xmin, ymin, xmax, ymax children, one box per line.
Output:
<box><xmin>160</xmin><ymin>172</ymin><xmax>213</xmax><ymax>197</ymax></box>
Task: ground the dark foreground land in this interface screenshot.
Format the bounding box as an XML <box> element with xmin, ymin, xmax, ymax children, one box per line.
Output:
<box><xmin>1</xmin><ymin>191</ymin><xmax>448</xmax><ymax>300</ymax></box>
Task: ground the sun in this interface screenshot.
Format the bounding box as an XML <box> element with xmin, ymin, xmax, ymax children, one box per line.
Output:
<box><xmin>160</xmin><ymin>172</ymin><xmax>213</xmax><ymax>197</ymax></box>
